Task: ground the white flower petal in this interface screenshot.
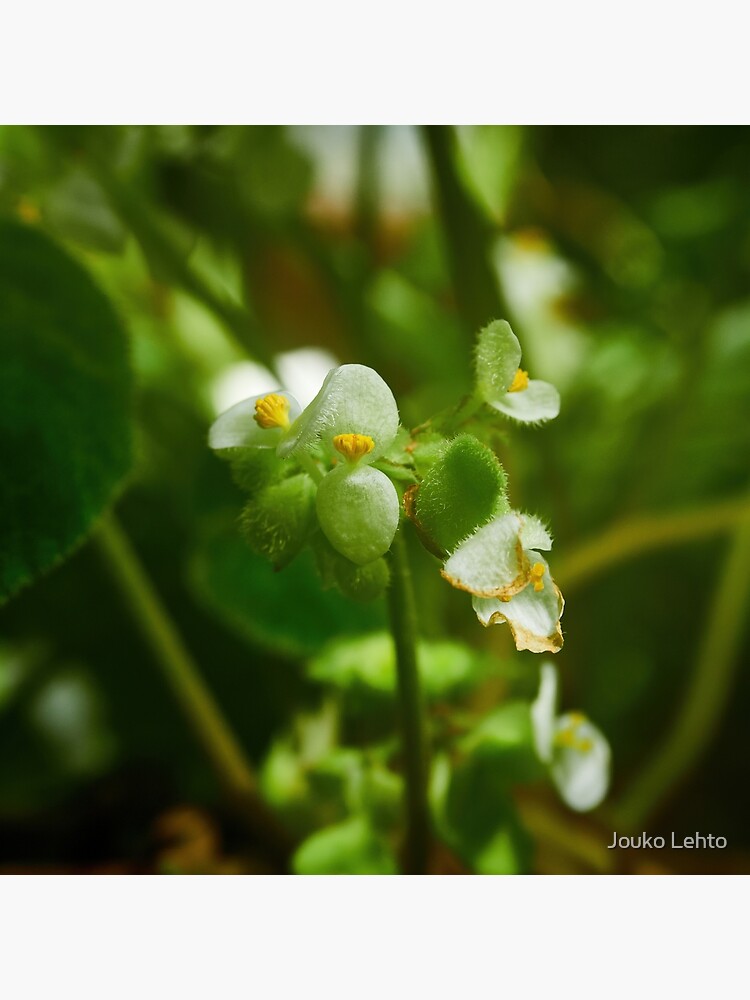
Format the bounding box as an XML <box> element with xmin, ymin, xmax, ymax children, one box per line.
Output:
<box><xmin>550</xmin><ymin>713</ymin><xmax>611</xmax><ymax>812</ymax></box>
<box><xmin>442</xmin><ymin>512</ymin><xmax>528</xmax><ymax>598</ymax></box>
<box><xmin>518</xmin><ymin>513</ymin><xmax>552</xmax><ymax>552</ymax></box>
<box><xmin>276</xmin><ymin>348</ymin><xmax>340</xmax><ymax>407</ymax></box>
<box><xmin>475</xmin><ymin>319</ymin><xmax>523</xmax><ymax>402</ymax></box>
<box><xmin>531</xmin><ymin>663</ymin><xmax>558</xmax><ymax>764</ymax></box>
<box><xmin>279</xmin><ymin>364</ymin><xmax>399</xmax><ymax>460</ymax></box>
<box><xmin>208</xmin><ymin>391</ymin><xmax>301</xmax><ymax>450</ymax></box>
<box><xmin>491</xmin><ymin>379</ymin><xmax>560</xmax><ymax>424</ymax></box>
<box><xmin>471</xmin><ymin>557</ymin><xmax>564</xmax><ymax>653</ymax></box>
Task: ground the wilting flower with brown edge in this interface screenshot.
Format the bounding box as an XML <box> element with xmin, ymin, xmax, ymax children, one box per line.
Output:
<box><xmin>441</xmin><ymin>511</ymin><xmax>564</xmax><ymax>654</ymax></box>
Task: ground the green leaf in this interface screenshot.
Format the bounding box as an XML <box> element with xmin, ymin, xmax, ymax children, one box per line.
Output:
<box><xmin>474</xmin><ymin>319</ymin><xmax>522</xmax><ymax>404</ymax></box>
<box><xmin>42</xmin><ymin>169</ymin><xmax>127</xmax><ymax>254</ymax></box>
<box><xmin>190</xmin><ymin>520</ymin><xmax>384</xmax><ymax>659</ymax></box>
<box><xmin>439</xmin><ymin>750</ymin><xmax>533</xmax><ymax>874</ymax></box>
<box><xmin>0</xmin><ymin>220</ymin><xmax>131</xmax><ymax>603</ymax></box>
<box><xmin>309</xmin><ymin>631</ymin><xmax>492</xmax><ymax>704</ymax></box>
<box><xmin>461</xmin><ymin>701</ymin><xmax>543</xmax><ymax>786</ymax></box>
<box><xmin>415</xmin><ymin>434</ymin><xmax>509</xmax><ymax>554</ymax></box>
<box><xmin>292</xmin><ymin>816</ymin><xmax>398</xmax><ymax>874</ymax></box>
<box><xmin>455</xmin><ymin>126</ymin><xmax>524</xmax><ymax>223</ymax></box>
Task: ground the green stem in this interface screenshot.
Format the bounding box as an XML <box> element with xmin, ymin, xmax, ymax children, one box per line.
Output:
<box><xmin>297</xmin><ymin>452</ymin><xmax>324</xmax><ymax>483</ymax></box>
<box><xmin>96</xmin><ymin>513</ymin><xmax>292</xmax><ymax>863</ymax></box>
<box><xmin>387</xmin><ymin>532</ymin><xmax>431</xmax><ymax>874</ymax></box>
<box><xmin>615</xmin><ymin>515</ymin><xmax>750</xmax><ymax>826</ymax></box>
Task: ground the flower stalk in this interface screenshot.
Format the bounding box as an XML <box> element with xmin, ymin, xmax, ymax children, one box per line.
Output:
<box><xmin>387</xmin><ymin>531</ymin><xmax>431</xmax><ymax>874</ymax></box>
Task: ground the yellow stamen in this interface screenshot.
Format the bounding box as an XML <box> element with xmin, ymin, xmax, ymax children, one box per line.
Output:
<box><xmin>554</xmin><ymin>719</ymin><xmax>592</xmax><ymax>754</ymax></box>
<box><xmin>530</xmin><ymin>561</ymin><xmax>545</xmax><ymax>592</ymax></box>
<box><xmin>254</xmin><ymin>393</ymin><xmax>290</xmax><ymax>430</ymax></box>
<box><xmin>333</xmin><ymin>433</ymin><xmax>375</xmax><ymax>463</ymax></box>
<box><xmin>509</xmin><ymin>368</ymin><xmax>529</xmax><ymax>393</ymax></box>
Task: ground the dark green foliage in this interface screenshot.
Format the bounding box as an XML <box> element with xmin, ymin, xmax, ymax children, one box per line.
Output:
<box><xmin>190</xmin><ymin>522</ymin><xmax>384</xmax><ymax>659</ymax></box>
<box><xmin>0</xmin><ymin>220</ymin><xmax>131</xmax><ymax>602</ymax></box>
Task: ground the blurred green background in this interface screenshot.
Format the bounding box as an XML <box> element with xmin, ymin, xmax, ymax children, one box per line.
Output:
<box><xmin>1</xmin><ymin>125</ymin><xmax>749</xmax><ymax>874</ymax></box>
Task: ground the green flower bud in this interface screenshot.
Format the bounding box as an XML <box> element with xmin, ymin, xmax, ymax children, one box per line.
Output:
<box><xmin>334</xmin><ymin>555</ymin><xmax>390</xmax><ymax>602</ymax></box>
<box><xmin>241</xmin><ymin>473</ymin><xmax>317</xmax><ymax>569</ymax></box>
<box><xmin>316</xmin><ymin>465</ymin><xmax>399</xmax><ymax>566</ymax></box>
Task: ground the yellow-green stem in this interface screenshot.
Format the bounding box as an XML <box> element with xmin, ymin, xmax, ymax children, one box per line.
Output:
<box><xmin>557</xmin><ymin>495</ymin><xmax>750</xmax><ymax>591</ymax></box>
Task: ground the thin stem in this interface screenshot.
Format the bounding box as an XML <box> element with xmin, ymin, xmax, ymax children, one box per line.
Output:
<box><xmin>615</xmin><ymin>515</ymin><xmax>750</xmax><ymax>826</ymax></box>
<box><xmin>387</xmin><ymin>532</ymin><xmax>431</xmax><ymax>874</ymax></box>
<box><xmin>297</xmin><ymin>452</ymin><xmax>324</xmax><ymax>483</ymax></box>
<box><xmin>556</xmin><ymin>495</ymin><xmax>750</xmax><ymax>591</ymax></box>
<box><xmin>96</xmin><ymin>512</ymin><xmax>292</xmax><ymax>863</ymax></box>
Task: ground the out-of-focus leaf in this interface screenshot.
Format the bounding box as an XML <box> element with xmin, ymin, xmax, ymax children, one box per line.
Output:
<box><xmin>42</xmin><ymin>169</ymin><xmax>127</xmax><ymax>254</ymax></box>
<box><xmin>189</xmin><ymin>520</ymin><xmax>384</xmax><ymax>659</ymax></box>
<box><xmin>292</xmin><ymin>815</ymin><xmax>398</xmax><ymax>875</ymax></box>
<box><xmin>455</xmin><ymin>125</ymin><xmax>523</xmax><ymax>223</ymax></box>
<box><xmin>437</xmin><ymin>747</ymin><xmax>533</xmax><ymax>875</ymax></box>
<box><xmin>309</xmin><ymin>631</ymin><xmax>492</xmax><ymax>705</ymax></box>
<box><xmin>0</xmin><ymin>221</ymin><xmax>131</xmax><ymax>603</ymax></box>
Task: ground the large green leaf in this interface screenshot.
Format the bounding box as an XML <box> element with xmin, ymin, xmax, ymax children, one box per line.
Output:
<box><xmin>0</xmin><ymin>220</ymin><xmax>132</xmax><ymax>602</ymax></box>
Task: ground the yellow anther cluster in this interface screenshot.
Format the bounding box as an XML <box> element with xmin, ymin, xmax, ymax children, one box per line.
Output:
<box><xmin>530</xmin><ymin>562</ymin><xmax>546</xmax><ymax>592</ymax></box>
<box><xmin>333</xmin><ymin>433</ymin><xmax>375</xmax><ymax>462</ymax></box>
<box><xmin>509</xmin><ymin>368</ymin><xmax>529</xmax><ymax>393</ymax></box>
<box><xmin>254</xmin><ymin>393</ymin><xmax>290</xmax><ymax>430</ymax></box>
<box><xmin>555</xmin><ymin>723</ymin><xmax>593</xmax><ymax>755</ymax></box>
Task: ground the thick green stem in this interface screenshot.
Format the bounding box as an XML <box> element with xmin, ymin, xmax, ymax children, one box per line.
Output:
<box><xmin>387</xmin><ymin>532</ymin><xmax>431</xmax><ymax>874</ymax></box>
<box><xmin>96</xmin><ymin>513</ymin><xmax>292</xmax><ymax>863</ymax></box>
<box><xmin>615</xmin><ymin>516</ymin><xmax>750</xmax><ymax>826</ymax></box>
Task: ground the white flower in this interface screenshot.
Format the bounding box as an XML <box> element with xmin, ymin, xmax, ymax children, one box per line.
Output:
<box><xmin>209</xmin><ymin>364</ymin><xmax>401</xmax><ymax>566</ymax></box>
<box><xmin>531</xmin><ymin>663</ymin><xmax>611</xmax><ymax>811</ymax></box>
<box><xmin>475</xmin><ymin>319</ymin><xmax>560</xmax><ymax>424</ymax></box>
<box><xmin>441</xmin><ymin>511</ymin><xmax>564</xmax><ymax>653</ymax></box>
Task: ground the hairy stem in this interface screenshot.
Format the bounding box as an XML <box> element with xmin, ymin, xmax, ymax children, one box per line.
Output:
<box><xmin>96</xmin><ymin>513</ymin><xmax>292</xmax><ymax>863</ymax></box>
<box><xmin>387</xmin><ymin>532</ymin><xmax>431</xmax><ymax>874</ymax></box>
<box><xmin>615</xmin><ymin>516</ymin><xmax>750</xmax><ymax>826</ymax></box>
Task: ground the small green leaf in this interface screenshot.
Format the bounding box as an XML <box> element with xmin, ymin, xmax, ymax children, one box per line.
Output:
<box><xmin>474</xmin><ymin>319</ymin><xmax>522</xmax><ymax>403</ymax></box>
<box><xmin>292</xmin><ymin>816</ymin><xmax>398</xmax><ymax>874</ymax></box>
<box><xmin>0</xmin><ymin>221</ymin><xmax>131</xmax><ymax>603</ymax></box>
<box><xmin>309</xmin><ymin>632</ymin><xmax>492</xmax><ymax>704</ymax></box>
<box><xmin>461</xmin><ymin>701</ymin><xmax>543</xmax><ymax>786</ymax></box>
<box><xmin>415</xmin><ymin>434</ymin><xmax>509</xmax><ymax>554</ymax></box>
<box><xmin>439</xmin><ymin>751</ymin><xmax>533</xmax><ymax>875</ymax></box>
